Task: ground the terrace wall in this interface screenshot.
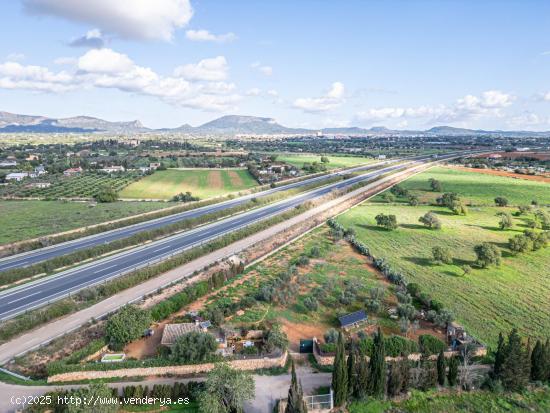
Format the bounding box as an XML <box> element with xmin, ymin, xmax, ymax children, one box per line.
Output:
<box><xmin>47</xmin><ymin>351</ymin><xmax>287</xmax><ymax>383</ymax></box>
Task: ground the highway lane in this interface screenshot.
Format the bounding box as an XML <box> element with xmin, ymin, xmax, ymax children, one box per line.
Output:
<box><xmin>0</xmin><ymin>158</ymin><xmax>421</xmax><ymax>321</ymax></box>
<box><xmin>0</xmin><ymin>159</ymin><xmax>399</xmax><ymax>273</ymax></box>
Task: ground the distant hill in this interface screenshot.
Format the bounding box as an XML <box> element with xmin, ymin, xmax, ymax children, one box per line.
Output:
<box><xmin>1</xmin><ymin>110</ymin><xmax>550</xmax><ymax>137</ymax></box>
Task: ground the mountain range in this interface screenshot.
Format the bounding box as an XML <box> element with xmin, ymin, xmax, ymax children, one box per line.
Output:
<box><xmin>1</xmin><ymin>111</ymin><xmax>549</xmax><ymax>137</ymax></box>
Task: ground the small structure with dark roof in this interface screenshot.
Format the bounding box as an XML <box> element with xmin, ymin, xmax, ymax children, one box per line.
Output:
<box><xmin>338</xmin><ymin>310</ymin><xmax>368</xmax><ymax>330</ymax></box>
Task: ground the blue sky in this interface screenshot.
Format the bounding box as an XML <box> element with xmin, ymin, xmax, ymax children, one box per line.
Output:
<box><xmin>1</xmin><ymin>0</ymin><xmax>550</xmax><ymax>130</ymax></box>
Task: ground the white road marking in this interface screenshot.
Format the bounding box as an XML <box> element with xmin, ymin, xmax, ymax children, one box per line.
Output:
<box><xmin>93</xmin><ymin>264</ymin><xmax>118</xmax><ymax>273</ymax></box>
<box><xmin>7</xmin><ymin>291</ymin><xmax>42</xmax><ymax>304</ymax></box>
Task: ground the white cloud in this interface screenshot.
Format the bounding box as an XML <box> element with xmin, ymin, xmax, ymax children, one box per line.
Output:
<box><xmin>0</xmin><ymin>50</ymin><xmax>240</xmax><ymax>111</ymax></box>
<box><xmin>266</xmin><ymin>89</ymin><xmax>278</xmax><ymax>97</ymax></box>
<box><xmin>173</xmin><ymin>56</ymin><xmax>228</xmax><ymax>81</ymax></box>
<box><xmin>69</xmin><ymin>28</ymin><xmax>104</xmax><ymax>48</ymax></box>
<box><xmin>0</xmin><ymin>61</ymin><xmax>77</xmax><ymax>93</ymax></box>
<box><xmin>23</xmin><ymin>0</ymin><xmax>193</xmax><ymax>41</ymax></box>
<box><xmin>507</xmin><ymin>112</ymin><xmax>550</xmax><ymax>128</ymax></box>
<box><xmin>251</xmin><ymin>62</ymin><xmax>273</xmax><ymax>76</ymax></box>
<box><xmin>293</xmin><ymin>82</ymin><xmax>346</xmax><ymax>113</ymax></box>
<box><xmin>6</xmin><ymin>53</ymin><xmax>25</xmax><ymax>62</ymax></box>
<box><xmin>185</xmin><ymin>30</ymin><xmax>237</xmax><ymax>43</ymax></box>
<box><xmin>356</xmin><ymin>90</ymin><xmax>515</xmax><ymax>124</ymax></box>
<box><xmin>543</xmin><ymin>91</ymin><xmax>550</xmax><ymax>101</ymax></box>
<box><xmin>77</xmin><ymin>48</ymin><xmax>134</xmax><ymax>74</ymax></box>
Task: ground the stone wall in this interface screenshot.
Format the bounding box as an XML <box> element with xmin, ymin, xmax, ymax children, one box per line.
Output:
<box><xmin>312</xmin><ymin>338</ymin><xmax>486</xmax><ymax>366</ymax></box>
<box><xmin>48</xmin><ymin>351</ymin><xmax>287</xmax><ymax>383</ymax></box>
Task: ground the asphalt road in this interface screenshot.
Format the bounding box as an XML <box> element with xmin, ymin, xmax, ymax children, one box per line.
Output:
<box><xmin>0</xmin><ymin>151</ymin><xmax>480</xmax><ymax>321</ymax></box>
<box><xmin>0</xmin><ymin>159</ymin><xmax>397</xmax><ymax>273</ymax></box>
<box><xmin>0</xmin><ymin>159</ymin><xmax>416</xmax><ymax>321</ymax></box>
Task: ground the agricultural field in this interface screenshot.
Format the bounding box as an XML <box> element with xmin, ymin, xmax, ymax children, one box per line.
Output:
<box><xmin>276</xmin><ymin>153</ymin><xmax>376</xmax><ymax>170</ymax></box>
<box><xmin>0</xmin><ymin>200</ymin><xmax>168</xmax><ymax>245</ymax></box>
<box><xmin>119</xmin><ymin>168</ymin><xmax>258</xmax><ymax>200</ymax></box>
<box><xmin>381</xmin><ymin>166</ymin><xmax>550</xmax><ymax>206</ymax></box>
<box><xmin>0</xmin><ymin>172</ymin><xmax>141</xmax><ymax>199</ymax></box>
<box><xmin>338</xmin><ymin>168</ymin><xmax>550</xmax><ymax>346</ymax></box>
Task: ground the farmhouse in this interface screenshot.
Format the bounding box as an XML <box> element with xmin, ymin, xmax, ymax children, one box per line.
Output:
<box><xmin>100</xmin><ymin>165</ymin><xmax>125</xmax><ymax>173</ymax></box>
<box><xmin>338</xmin><ymin>310</ymin><xmax>368</xmax><ymax>330</ymax></box>
<box><xmin>5</xmin><ymin>172</ymin><xmax>29</xmax><ymax>181</ymax></box>
<box><xmin>63</xmin><ymin>167</ymin><xmax>83</xmax><ymax>176</ymax></box>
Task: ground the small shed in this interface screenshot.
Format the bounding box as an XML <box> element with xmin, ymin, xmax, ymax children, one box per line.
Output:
<box><xmin>338</xmin><ymin>310</ymin><xmax>368</xmax><ymax>330</ymax></box>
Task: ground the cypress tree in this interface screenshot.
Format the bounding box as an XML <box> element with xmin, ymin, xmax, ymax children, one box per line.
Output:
<box><xmin>447</xmin><ymin>356</ymin><xmax>459</xmax><ymax>387</ymax></box>
<box><xmin>346</xmin><ymin>347</ymin><xmax>356</xmax><ymax>399</ymax></box>
<box><xmin>493</xmin><ymin>332</ymin><xmax>506</xmax><ymax>378</ymax></box>
<box><xmin>285</xmin><ymin>359</ymin><xmax>307</xmax><ymax>413</ymax></box>
<box><xmin>500</xmin><ymin>329</ymin><xmax>530</xmax><ymax>391</ymax></box>
<box><xmin>531</xmin><ymin>340</ymin><xmax>545</xmax><ymax>382</ymax></box>
<box><xmin>367</xmin><ymin>327</ymin><xmax>386</xmax><ymax>397</ymax></box>
<box><xmin>332</xmin><ymin>331</ymin><xmax>348</xmax><ymax>406</ymax></box>
<box><xmin>437</xmin><ymin>349</ymin><xmax>446</xmax><ymax>386</ymax></box>
<box><xmin>354</xmin><ymin>351</ymin><xmax>369</xmax><ymax>399</ymax></box>
<box><xmin>387</xmin><ymin>361</ymin><xmax>404</xmax><ymax>397</ymax></box>
<box><xmin>545</xmin><ymin>339</ymin><xmax>550</xmax><ymax>382</ymax></box>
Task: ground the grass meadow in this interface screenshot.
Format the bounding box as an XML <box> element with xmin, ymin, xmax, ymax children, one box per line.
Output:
<box><xmin>338</xmin><ymin>168</ymin><xmax>550</xmax><ymax>346</ymax></box>
<box><xmin>119</xmin><ymin>169</ymin><xmax>258</xmax><ymax>200</ymax></box>
<box><xmin>0</xmin><ymin>200</ymin><xmax>168</xmax><ymax>245</ymax></box>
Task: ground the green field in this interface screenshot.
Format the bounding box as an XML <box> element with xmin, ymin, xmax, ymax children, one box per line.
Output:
<box><xmin>119</xmin><ymin>169</ymin><xmax>258</xmax><ymax>200</ymax></box>
<box><xmin>384</xmin><ymin>167</ymin><xmax>550</xmax><ymax>206</ymax></box>
<box><xmin>338</xmin><ymin>169</ymin><xmax>550</xmax><ymax>346</ymax></box>
<box><xmin>0</xmin><ymin>200</ymin><xmax>168</xmax><ymax>245</ymax></box>
<box><xmin>276</xmin><ymin>154</ymin><xmax>376</xmax><ymax>169</ymax></box>
<box><xmin>349</xmin><ymin>388</ymin><xmax>550</xmax><ymax>413</ymax></box>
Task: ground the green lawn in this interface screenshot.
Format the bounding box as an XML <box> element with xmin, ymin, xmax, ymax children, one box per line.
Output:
<box><xmin>119</xmin><ymin>169</ymin><xmax>258</xmax><ymax>200</ymax></box>
<box><xmin>276</xmin><ymin>154</ymin><xmax>375</xmax><ymax>170</ymax></box>
<box><xmin>338</xmin><ymin>169</ymin><xmax>550</xmax><ymax>346</ymax></box>
<box><xmin>349</xmin><ymin>388</ymin><xmax>550</xmax><ymax>413</ymax></box>
<box><xmin>383</xmin><ymin>166</ymin><xmax>550</xmax><ymax>206</ymax></box>
<box><xmin>0</xmin><ymin>200</ymin><xmax>168</xmax><ymax>245</ymax></box>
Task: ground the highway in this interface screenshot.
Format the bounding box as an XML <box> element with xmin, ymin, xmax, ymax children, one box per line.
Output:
<box><xmin>0</xmin><ymin>159</ymin><xmax>399</xmax><ymax>273</ymax></box>
<box><xmin>0</xmin><ymin>158</ymin><xmax>423</xmax><ymax>321</ymax></box>
<box><xmin>0</xmin><ymin>151</ymin><xmax>483</xmax><ymax>321</ymax></box>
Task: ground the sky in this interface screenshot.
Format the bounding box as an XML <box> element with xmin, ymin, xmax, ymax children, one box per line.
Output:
<box><xmin>1</xmin><ymin>0</ymin><xmax>550</xmax><ymax>130</ymax></box>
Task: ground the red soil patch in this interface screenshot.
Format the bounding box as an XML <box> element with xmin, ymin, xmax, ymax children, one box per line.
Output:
<box><xmin>227</xmin><ymin>170</ymin><xmax>244</xmax><ymax>186</ymax></box>
<box><xmin>279</xmin><ymin>318</ymin><xmax>329</xmax><ymax>351</ymax></box>
<box><xmin>448</xmin><ymin>165</ymin><xmax>550</xmax><ymax>183</ymax></box>
<box><xmin>207</xmin><ymin>170</ymin><xmax>223</xmax><ymax>188</ymax></box>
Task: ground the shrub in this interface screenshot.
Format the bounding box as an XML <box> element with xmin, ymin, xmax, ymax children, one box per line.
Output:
<box><xmin>105</xmin><ymin>305</ymin><xmax>151</xmax><ymax>351</ymax></box>
<box><xmin>419</xmin><ymin>334</ymin><xmax>446</xmax><ymax>355</ymax></box>
<box><xmin>432</xmin><ymin>246</ymin><xmax>453</xmax><ymax>264</ymax></box>
<box><xmin>170</xmin><ymin>332</ymin><xmax>218</xmax><ymax>363</ymax></box>
<box><xmin>303</xmin><ymin>296</ymin><xmax>319</xmax><ymax>311</ymax></box>
<box><xmin>384</xmin><ymin>335</ymin><xmax>419</xmax><ymax>357</ymax></box>
<box><xmin>419</xmin><ymin>212</ymin><xmax>441</xmax><ymax>229</ymax></box>
<box><xmin>474</xmin><ymin>242</ymin><xmax>501</xmax><ymax>268</ymax></box>
<box><xmin>494</xmin><ymin>196</ymin><xmax>509</xmax><ymax>207</ymax></box>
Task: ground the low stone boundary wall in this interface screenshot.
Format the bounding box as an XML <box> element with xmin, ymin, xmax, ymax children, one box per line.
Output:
<box><xmin>312</xmin><ymin>338</ymin><xmax>486</xmax><ymax>366</ymax></box>
<box><xmin>48</xmin><ymin>351</ymin><xmax>287</xmax><ymax>383</ymax></box>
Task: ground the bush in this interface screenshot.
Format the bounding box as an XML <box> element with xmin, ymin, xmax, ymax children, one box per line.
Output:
<box><xmin>419</xmin><ymin>212</ymin><xmax>441</xmax><ymax>229</ymax></box>
<box><xmin>432</xmin><ymin>246</ymin><xmax>453</xmax><ymax>264</ymax></box>
<box><xmin>297</xmin><ymin>255</ymin><xmax>310</xmax><ymax>266</ymax></box>
<box><xmin>303</xmin><ymin>296</ymin><xmax>319</xmax><ymax>311</ymax></box>
<box><xmin>474</xmin><ymin>242</ymin><xmax>501</xmax><ymax>268</ymax></box>
<box><xmin>105</xmin><ymin>305</ymin><xmax>152</xmax><ymax>350</ymax></box>
<box><xmin>170</xmin><ymin>332</ymin><xmax>218</xmax><ymax>363</ymax></box>
<box><xmin>419</xmin><ymin>334</ymin><xmax>446</xmax><ymax>356</ymax></box>
<box><xmin>494</xmin><ymin>196</ymin><xmax>509</xmax><ymax>207</ymax></box>
<box><xmin>309</xmin><ymin>245</ymin><xmax>321</xmax><ymax>258</ymax></box>
<box><xmin>385</xmin><ymin>335</ymin><xmax>419</xmax><ymax>357</ymax></box>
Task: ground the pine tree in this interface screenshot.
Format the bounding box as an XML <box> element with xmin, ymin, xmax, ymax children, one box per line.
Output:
<box><xmin>493</xmin><ymin>332</ymin><xmax>506</xmax><ymax>378</ymax></box>
<box><xmin>447</xmin><ymin>356</ymin><xmax>459</xmax><ymax>387</ymax></box>
<box><xmin>437</xmin><ymin>349</ymin><xmax>446</xmax><ymax>386</ymax></box>
<box><xmin>332</xmin><ymin>331</ymin><xmax>348</xmax><ymax>406</ymax></box>
<box><xmin>354</xmin><ymin>351</ymin><xmax>369</xmax><ymax>399</ymax></box>
<box><xmin>285</xmin><ymin>359</ymin><xmax>307</xmax><ymax>413</ymax></box>
<box><xmin>500</xmin><ymin>329</ymin><xmax>530</xmax><ymax>391</ymax></box>
<box><xmin>346</xmin><ymin>347</ymin><xmax>356</xmax><ymax>400</ymax></box>
<box><xmin>368</xmin><ymin>327</ymin><xmax>386</xmax><ymax>397</ymax></box>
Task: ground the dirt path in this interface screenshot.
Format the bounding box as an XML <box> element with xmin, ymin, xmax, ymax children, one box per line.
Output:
<box><xmin>448</xmin><ymin>165</ymin><xmax>550</xmax><ymax>183</ymax></box>
<box><xmin>279</xmin><ymin>319</ymin><xmax>328</xmax><ymax>352</ymax></box>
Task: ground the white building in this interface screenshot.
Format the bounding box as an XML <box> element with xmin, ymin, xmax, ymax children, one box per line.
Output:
<box><xmin>6</xmin><ymin>172</ymin><xmax>29</xmax><ymax>181</ymax></box>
